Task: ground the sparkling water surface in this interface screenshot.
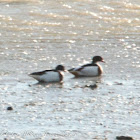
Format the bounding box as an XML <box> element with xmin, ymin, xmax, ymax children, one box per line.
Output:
<box><xmin>0</xmin><ymin>0</ymin><xmax>140</xmax><ymax>139</ymax></box>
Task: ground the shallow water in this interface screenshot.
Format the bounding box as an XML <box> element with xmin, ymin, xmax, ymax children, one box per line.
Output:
<box><xmin>0</xmin><ymin>0</ymin><xmax>140</xmax><ymax>139</ymax></box>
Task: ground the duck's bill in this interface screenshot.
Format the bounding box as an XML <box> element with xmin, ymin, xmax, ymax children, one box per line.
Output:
<box><xmin>101</xmin><ymin>60</ymin><xmax>105</xmax><ymax>63</ymax></box>
<box><xmin>64</xmin><ymin>70</ymin><xmax>68</xmax><ymax>72</ymax></box>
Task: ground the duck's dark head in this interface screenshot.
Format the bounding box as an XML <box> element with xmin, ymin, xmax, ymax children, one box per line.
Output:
<box><xmin>55</xmin><ymin>65</ymin><xmax>65</xmax><ymax>71</ymax></box>
<box><xmin>92</xmin><ymin>56</ymin><xmax>105</xmax><ymax>64</ymax></box>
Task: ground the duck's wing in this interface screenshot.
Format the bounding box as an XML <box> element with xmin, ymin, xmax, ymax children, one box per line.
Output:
<box><xmin>29</xmin><ymin>70</ymin><xmax>54</xmax><ymax>76</ymax></box>
<box><xmin>68</xmin><ymin>64</ymin><xmax>99</xmax><ymax>77</ymax></box>
<box><xmin>82</xmin><ymin>63</ymin><xmax>98</xmax><ymax>67</ymax></box>
<box><xmin>70</xmin><ymin>64</ymin><xmax>98</xmax><ymax>71</ymax></box>
<box><xmin>68</xmin><ymin>66</ymin><xmax>83</xmax><ymax>72</ymax></box>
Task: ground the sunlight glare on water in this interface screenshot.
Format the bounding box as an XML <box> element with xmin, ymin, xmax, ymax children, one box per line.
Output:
<box><xmin>0</xmin><ymin>0</ymin><xmax>140</xmax><ymax>139</ymax></box>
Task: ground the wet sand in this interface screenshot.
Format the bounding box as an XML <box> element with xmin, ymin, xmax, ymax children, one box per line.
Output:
<box><xmin>0</xmin><ymin>0</ymin><xmax>140</xmax><ymax>139</ymax></box>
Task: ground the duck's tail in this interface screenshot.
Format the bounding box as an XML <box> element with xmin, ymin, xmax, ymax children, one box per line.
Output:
<box><xmin>68</xmin><ymin>68</ymin><xmax>74</xmax><ymax>72</ymax></box>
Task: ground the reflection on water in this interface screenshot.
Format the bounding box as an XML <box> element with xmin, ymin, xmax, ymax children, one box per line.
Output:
<box><xmin>0</xmin><ymin>0</ymin><xmax>140</xmax><ymax>139</ymax></box>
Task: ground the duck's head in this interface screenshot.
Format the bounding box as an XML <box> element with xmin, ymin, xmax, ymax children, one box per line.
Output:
<box><xmin>92</xmin><ymin>56</ymin><xmax>105</xmax><ymax>64</ymax></box>
<box><xmin>55</xmin><ymin>65</ymin><xmax>65</xmax><ymax>71</ymax></box>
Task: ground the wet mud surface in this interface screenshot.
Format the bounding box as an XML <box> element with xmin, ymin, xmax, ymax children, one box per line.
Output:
<box><xmin>0</xmin><ymin>0</ymin><xmax>140</xmax><ymax>139</ymax></box>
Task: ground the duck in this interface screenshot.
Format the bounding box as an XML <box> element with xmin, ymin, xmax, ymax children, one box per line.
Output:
<box><xmin>29</xmin><ymin>65</ymin><xmax>65</xmax><ymax>83</ymax></box>
<box><xmin>68</xmin><ymin>56</ymin><xmax>105</xmax><ymax>77</ymax></box>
